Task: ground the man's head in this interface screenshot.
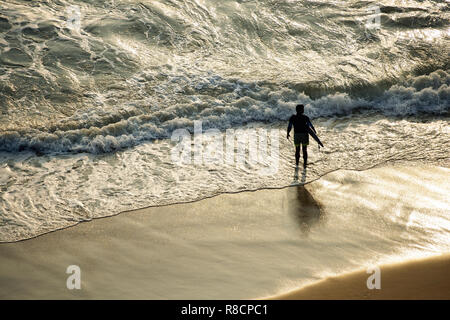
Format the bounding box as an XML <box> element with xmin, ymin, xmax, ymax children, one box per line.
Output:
<box><xmin>296</xmin><ymin>104</ymin><xmax>304</xmax><ymax>114</ymax></box>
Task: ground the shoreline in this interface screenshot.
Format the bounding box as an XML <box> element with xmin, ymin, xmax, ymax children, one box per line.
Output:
<box><xmin>0</xmin><ymin>164</ymin><xmax>448</xmax><ymax>299</ymax></box>
<box><xmin>266</xmin><ymin>254</ymin><xmax>450</xmax><ymax>300</ymax></box>
<box><xmin>0</xmin><ymin>181</ymin><xmax>325</xmax><ymax>299</ymax></box>
<box><xmin>1</xmin><ymin>159</ymin><xmax>438</xmax><ymax>244</ymax></box>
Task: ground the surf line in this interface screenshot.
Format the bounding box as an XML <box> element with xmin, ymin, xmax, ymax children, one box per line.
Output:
<box><xmin>180</xmin><ymin>304</ymin><xmax>215</xmax><ymax>318</ymax></box>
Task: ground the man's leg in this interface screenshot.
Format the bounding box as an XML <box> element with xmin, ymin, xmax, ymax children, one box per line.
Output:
<box><xmin>295</xmin><ymin>145</ymin><xmax>300</xmax><ymax>167</ymax></box>
<box><xmin>302</xmin><ymin>144</ymin><xmax>308</xmax><ymax>168</ymax></box>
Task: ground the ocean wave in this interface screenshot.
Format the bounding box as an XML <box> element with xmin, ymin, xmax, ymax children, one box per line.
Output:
<box><xmin>0</xmin><ymin>69</ymin><xmax>448</xmax><ymax>154</ymax></box>
<box><xmin>1</xmin><ymin>1</ymin><xmax>448</xmax><ymax>123</ymax></box>
<box><xmin>1</xmin><ymin>114</ymin><xmax>449</xmax><ymax>242</ymax></box>
<box><xmin>0</xmin><ymin>0</ymin><xmax>449</xmax><ymax>154</ymax></box>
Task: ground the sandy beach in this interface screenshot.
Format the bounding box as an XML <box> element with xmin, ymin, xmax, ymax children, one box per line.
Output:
<box><xmin>268</xmin><ymin>254</ymin><xmax>450</xmax><ymax>300</ymax></box>
<box><xmin>0</xmin><ymin>164</ymin><xmax>449</xmax><ymax>299</ymax></box>
<box><xmin>0</xmin><ymin>180</ymin><xmax>323</xmax><ymax>299</ymax></box>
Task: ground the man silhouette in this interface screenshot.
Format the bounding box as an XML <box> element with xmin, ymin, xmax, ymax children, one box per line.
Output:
<box><xmin>287</xmin><ymin>104</ymin><xmax>317</xmax><ymax>168</ymax></box>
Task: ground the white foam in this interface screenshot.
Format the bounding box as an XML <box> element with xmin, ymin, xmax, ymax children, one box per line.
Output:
<box><xmin>1</xmin><ymin>115</ymin><xmax>449</xmax><ymax>242</ymax></box>
<box><xmin>1</xmin><ymin>70</ymin><xmax>449</xmax><ymax>154</ymax></box>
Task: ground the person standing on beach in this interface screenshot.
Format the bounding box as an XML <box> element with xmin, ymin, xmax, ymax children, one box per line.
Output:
<box><xmin>286</xmin><ymin>104</ymin><xmax>317</xmax><ymax>168</ymax></box>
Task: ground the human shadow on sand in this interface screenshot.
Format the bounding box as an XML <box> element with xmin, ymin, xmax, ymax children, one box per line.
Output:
<box><xmin>288</xmin><ymin>168</ymin><xmax>322</xmax><ymax>235</ymax></box>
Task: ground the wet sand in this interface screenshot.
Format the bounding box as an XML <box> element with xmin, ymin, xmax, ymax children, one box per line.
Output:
<box><xmin>0</xmin><ymin>184</ymin><xmax>322</xmax><ymax>299</ymax></box>
<box><xmin>0</xmin><ymin>164</ymin><xmax>449</xmax><ymax>299</ymax></box>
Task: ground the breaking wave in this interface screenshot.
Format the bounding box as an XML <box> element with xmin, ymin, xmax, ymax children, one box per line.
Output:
<box><xmin>1</xmin><ymin>0</ymin><xmax>449</xmax><ymax>153</ymax></box>
<box><xmin>0</xmin><ymin>69</ymin><xmax>448</xmax><ymax>153</ymax></box>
